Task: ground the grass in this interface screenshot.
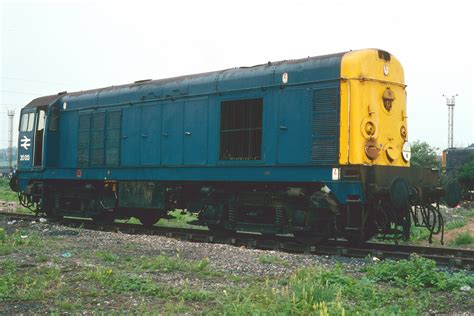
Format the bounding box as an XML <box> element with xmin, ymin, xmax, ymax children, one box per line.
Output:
<box><xmin>0</xmin><ymin>178</ymin><xmax>17</xmax><ymax>202</ymax></box>
<box><xmin>446</xmin><ymin>218</ymin><xmax>467</xmax><ymax>230</ymax></box>
<box><xmin>0</xmin><ymin>260</ymin><xmax>61</xmax><ymax>301</ymax></box>
<box><xmin>364</xmin><ymin>254</ymin><xmax>474</xmax><ymax>291</ymax></box>
<box><xmin>0</xmin><ymin>229</ymin><xmax>43</xmax><ymax>255</ymax></box>
<box><xmin>0</xmin><ymin>224</ymin><xmax>473</xmax><ymax>314</ymax></box>
<box><xmin>135</xmin><ymin>253</ymin><xmax>212</xmax><ymax>274</ymax></box>
<box><xmin>258</xmin><ymin>254</ymin><xmax>290</xmax><ymax>267</ymax></box>
<box><xmin>158</xmin><ymin>209</ymin><xmax>205</xmax><ymax>230</ymax></box>
<box><xmin>116</xmin><ymin>209</ymin><xmax>206</xmax><ymax>230</ymax></box>
<box><xmin>451</xmin><ymin>232</ymin><xmax>474</xmax><ymax>246</ymax></box>
<box><xmin>218</xmin><ymin>256</ymin><xmax>474</xmax><ymax>315</ymax></box>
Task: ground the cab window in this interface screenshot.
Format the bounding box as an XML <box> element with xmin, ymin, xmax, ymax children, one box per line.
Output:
<box><xmin>19</xmin><ymin>112</ymin><xmax>35</xmax><ymax>132</ymax></box>
<box><xmin>27</xmin><ymin>113</ymin><xmax>35</xmax><ymax>131</ymax></box>
<box><xmin>37</xmin><ymin>110</ymin><xmax>46</xmax><ymax>131</ymax></box>
<box><xmin>20</xmin><ymin>114</ymin><xmax>29</xmax><ymax>132</ymax></box>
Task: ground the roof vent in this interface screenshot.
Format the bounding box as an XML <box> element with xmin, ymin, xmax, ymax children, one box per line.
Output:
<box><xmin>57</xmin><ymin>91</ymin><xmax>67</xmax><ymax>95</ymax></box>
<box><xmin>134</xmin><ymin>79</ymin><xmax>152</xmax><ymax>84</ymax></box>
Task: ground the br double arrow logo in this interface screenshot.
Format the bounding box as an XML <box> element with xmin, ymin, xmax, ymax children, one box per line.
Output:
<box><xmin>20</xmin><ymin>135</ymin><xmax>31</xmax><ymax>150</ymax></box>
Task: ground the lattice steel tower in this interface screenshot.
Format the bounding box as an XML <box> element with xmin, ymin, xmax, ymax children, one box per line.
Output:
<box><xmin>7</xmin><ymin>110</ymin><xmax>15</xmax><ymax>173</ymax></box>
<box><xmin>443</xmin><ymin>94</ymin><xmax>457</xmax><ymax>148</ymax></box>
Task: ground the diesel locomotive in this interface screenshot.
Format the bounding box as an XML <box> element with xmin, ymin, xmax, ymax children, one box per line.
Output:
<box><xmin>10</xmin><ymin>49</ymin><xmax>446</xmax><ymax>244</ymax></box>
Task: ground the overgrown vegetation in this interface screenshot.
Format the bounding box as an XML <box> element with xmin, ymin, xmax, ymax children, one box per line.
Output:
<box><xmin>410</xmin><ymin>140</ymin><xmax>439</xmax><ymax>168</ymax></box>
<box><xmin>458</xmin><ymin>154</ymin><xmax>474</xmax><ymax>189</ymax></box>
<box><xmin>0</xmin><ymin>178</ymin><xmax>17</xmax><ymax>202</ymax></box>
<box><xmin>365</xmin><ymin>254</ymin><xmax>473</xmax><ymax>291</ymax></box>
<box><xmin>451</xmin><ymin>232</ymin><xmax>474</xmax><ymax>246</ymax></box>
<box><xmin>0</xmin><ymin>229</ymin><xmax>42</xmax><ymax>255</ymax></box>
<box><xmin>258</xmin><ymin>254</ymin><xmax>290</xmax><ymax>267</ymax></box>
<box><xmin>158</xmin><ymin>209</ymin><xmax>203</xmax><ymax>229</ymax></box>
<box><xmin>0</xmin><ymin>223</ymin><xmax>473</xmax><ymax>314</ymax></box>
<box><xmin>220</xmin><ymin>256</ymin><xmax>473</xmax><ymax>315</ymax></box>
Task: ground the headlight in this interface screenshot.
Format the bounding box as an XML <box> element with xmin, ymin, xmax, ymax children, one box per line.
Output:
<box><xmin>402</xmin><ymin>142</ymin><xmax>411</xmax><ymax>162</ymax></box>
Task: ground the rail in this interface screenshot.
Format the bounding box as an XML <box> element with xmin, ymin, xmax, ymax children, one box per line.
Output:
<box><xmin>1</xmin><ymin>211</ymin><xmax>472</xmax><ymax>269</ymax></box>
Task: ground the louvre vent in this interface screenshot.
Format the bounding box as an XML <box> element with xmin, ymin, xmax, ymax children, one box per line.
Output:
<box><xmin>91</xmin><ymin>112</ymin><xmax>105</xmax><ymax>166</ymax></box>
<box><xmin>78</xmin><ymin>113</ymin><xmax>91</xmax><ymax>166</ymax></box>
<box><xmin>311</xmin><ymin>87</ymin><xmax>340</xmax><ymax>163</ymax></box>
<box><xmin>78</xmin><ymin>110</ymin><xmax>122</xmax><ymax>167</ymax></box>
<box><xmin>106</xmin><ymin>111</ymin><xmax>121</xmax><ymax>166</ymax></box>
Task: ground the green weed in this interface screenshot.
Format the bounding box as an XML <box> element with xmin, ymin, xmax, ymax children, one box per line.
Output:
<box><xmin>258</xmin><ymin>254</ymin><xmax>290</xmax><ymax>267</ymax></box>
<box><xmin>158</xmin><ymin>209</ymin><xmax>205</xmax><ymax>230</ymax></box>
<box><xmin>365</xmin><ymin>254</ymin><xmax>474</xmax><ymax>291</ymax></box>
<box><xmin>86</xmin><ymin>267</ymin><xmax>163</xmax><ymax>295</ymax></box>
<box><xmin>0</xmin><ymin>228</ymin><xmax>5</xmax><ymax>242</ymax></box>
<box><xmin>0</xmin><ymin>230</ymin><xmax>43</xmax><ymax>255</ymax></box>
<box><xmin>36</xmin><ymin>254</ymin><xmax>49</xmax><ymax>262</ymax></box>
<box><xmin>451</xmin><ymin>232</ymin><xmax>474</xmax><ymax>246</ymax></box>
<box><xmin>0</xmin><ymin>261</ymin><xmax>61</xmax><ymax>301</ymax></box>
<box><xmin>446</xmin><ymin>219</ymin><xmax>467</xmax><ymax>230</ymax></box>
<box><xmin>0</xmin><ymin>178</ymin><xmax>17</xmax><ymax>202</ymax></box>
<box><xmin>137</xmin><ymin>254</ymin><xmax>211</xmax><ymax>274</ymax></box>
<box><xmin>96</xmin><ymin>251</ymin><xmax>119</xmax><ymax>262</ymax></box>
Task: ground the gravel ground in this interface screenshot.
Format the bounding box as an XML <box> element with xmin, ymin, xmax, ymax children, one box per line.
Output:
<box><xmin>1</xmin><ymin>216</ymin><xmax>368</xmax><ymax>278</ymax></box>
<box><xmin>1</xmin><ymin>215</ymin><xmax>473</xmax><ymax>314</ymax></box>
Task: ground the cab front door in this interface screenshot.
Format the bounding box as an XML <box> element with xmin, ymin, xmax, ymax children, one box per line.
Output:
<box><xmin>18</xmin><ymin>109</ymin><xmax>36</xmax><ymax>170</ymax></box>
<box><xmin>18</xmin><ymin>107</ymin><xmax>47</xmax><ymax>170</ymax></box>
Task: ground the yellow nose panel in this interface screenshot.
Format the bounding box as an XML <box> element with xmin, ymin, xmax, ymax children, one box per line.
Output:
<box><xmin>339</xmin><ymin>49</ymin><xmax>409</xmax><ymax>167</ymax></box>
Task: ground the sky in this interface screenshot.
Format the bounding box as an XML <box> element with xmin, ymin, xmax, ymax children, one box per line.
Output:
<box><xmin>1</xmin><ymin>0</ymin><xmax>473</xmax><ymax>151</ymax></box>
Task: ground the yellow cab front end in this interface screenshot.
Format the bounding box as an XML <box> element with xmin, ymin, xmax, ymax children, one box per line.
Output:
<box><xmin>339</xmin><ymin>49</ymin><xmax>410</xmax><ymax>167</ymax></box>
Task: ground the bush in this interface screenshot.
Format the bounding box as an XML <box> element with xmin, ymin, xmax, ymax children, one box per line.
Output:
<box><xmin>365</xmin><ymin>254</ymin><xmax>474</xmax><ymax>291</ymax></box>
<box><xmin>458</xmin><ymin>154</ymin><xmax>474</xmax><ymax>190</ymax></box>
<box><xmin>410</xmin><ymin>141</ymin><xmax>439</xmax><ymax>168</ymax></box>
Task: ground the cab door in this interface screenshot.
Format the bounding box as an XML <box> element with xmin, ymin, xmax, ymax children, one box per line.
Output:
<box><xmin>17</xmin><ymin>109</ymin><xmax>36</xmax><ymax>170</ymax></box>
<box><xmin>33</xmin><ymin>107</ymin><xmax>47</xmax><ymax>168</ymax></box>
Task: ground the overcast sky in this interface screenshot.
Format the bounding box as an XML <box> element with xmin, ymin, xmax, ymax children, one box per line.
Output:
<box><xmin>1</xmin><ymin>0</ymin><xmax>473</xmax><ymax>151</ymax></box>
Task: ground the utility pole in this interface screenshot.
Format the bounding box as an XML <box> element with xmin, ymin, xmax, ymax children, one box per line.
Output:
<box><xmin>7</xmin><ymin>110</ymin><xmax>15</xmax><ymax>174</ymax></box>
<box><xmin>443</xmin><ymin>94</ymin><xmax>457</xmax><ymax>149</ymax></box>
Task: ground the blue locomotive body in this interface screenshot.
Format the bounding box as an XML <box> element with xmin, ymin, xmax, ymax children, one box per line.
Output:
<box><xmin>11</xmin><ymin>50</ymin><xmax>445</xmax><ymax>243</ymax></box>
<box><xmin>17</xmin><ymin>53</ymin><xmax>356</xmax><ymax>200</ymax></box>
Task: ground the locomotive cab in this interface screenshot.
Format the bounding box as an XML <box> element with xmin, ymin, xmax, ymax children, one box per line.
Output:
<box><xmin>10</xmin><ymin>95</ymin><xmax>61</xmax><ymax>192</ymax></box>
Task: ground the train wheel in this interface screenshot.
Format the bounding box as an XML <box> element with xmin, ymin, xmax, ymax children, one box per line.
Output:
<box><xmin>92</xmin><ymin>211</ymin><xmax>115</xmax><ymax>225</ymax></box>
<box><xmin>45</xmin><ymin>210</ymin><xmax>63</xmax><ymax>221</ymax></box>
<box><xmin>139</xmin><ymin>213</ymin><xmax>161</xmax><ymax>228</ymax></box>
<box><xmin>208</xmin><ymin>224</ymin><xmax>235</xmax><ymax>236</ymax></box>
<box><xmin>294</xmin><ymin>223</ymin><xmax>330</xmax><ymax>245</ymax></box>
<box><xmin>294</xmin><ymin>231</ymin><xmax>327</xmax><ymax>245</ymax></box>
<box><xmin>344</xmin><ymin>230</ymin><xmax>376</xmax><ymax>246</ymax></box>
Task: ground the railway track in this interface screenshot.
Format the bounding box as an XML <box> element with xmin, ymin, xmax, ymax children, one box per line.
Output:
<box><xmin>1</xmin><ymin>210</ymin><xmax>473</xmax><ymax>269</ymax></box>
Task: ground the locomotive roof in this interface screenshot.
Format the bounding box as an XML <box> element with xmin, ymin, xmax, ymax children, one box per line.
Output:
<box><xmin>25</xmin><ymin>51</ymin><xmax>346</xmax><ymax>109</ymax></box>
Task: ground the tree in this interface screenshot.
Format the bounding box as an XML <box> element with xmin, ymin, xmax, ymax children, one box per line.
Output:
<box><xmin>410</xmin><ymin>141</ymin><xmax>439</xmax><ymax>168</ymax></box>
<box><xmin>457</xmin><ymin>155</ymin><xmax>474</xmax><ymax>190</ymax></box>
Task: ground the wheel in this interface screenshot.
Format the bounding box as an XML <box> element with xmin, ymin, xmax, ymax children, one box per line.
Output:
<box><xmin>294</xmin><ymin>231</ymin><xmax>327</xmax><ymax>245</ymax></box>
<box><xmin>92</xmin><ymin>211</ymin><xmax>115</xmax><ymax>225</ymax></box>
<box><xmin>45</xmin><ymin>210</ymin><xmax>63</xmax><ymax>221</ymax></box>
<box><xmin>344</xmin><ymin>229</ymin><xmax>376</xmax><ymax>246</ymax></box>
<box><xmin>138</xmin><ymin>213</ymin><xmax>161</xmax><ymax>228</ymax></box>
<box><xmin>208</xmin><ymin>224</ymin><xmax>235</xmax><ymax>236</ymax></box>
<box><xmin>294</xmin><ymin>219</ymin><xmax>330</xmax><ymax>245</ymax></box>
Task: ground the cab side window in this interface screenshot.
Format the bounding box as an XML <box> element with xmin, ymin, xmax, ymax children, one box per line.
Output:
<box><xmin>37</xmin><ymin>110</ymin><xmax>46</xmax><ymax>131</ymax></box>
